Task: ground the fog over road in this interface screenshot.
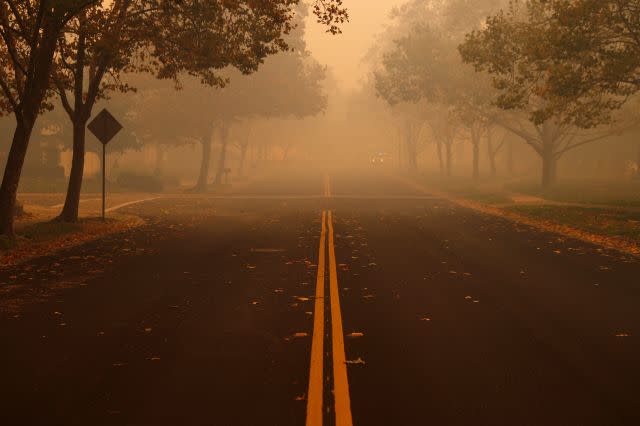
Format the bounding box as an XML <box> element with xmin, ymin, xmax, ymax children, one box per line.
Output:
<box><xmin>2</xmin><ymin>171</ymin><xmax>640</xmax><ymax>426</ymax></box>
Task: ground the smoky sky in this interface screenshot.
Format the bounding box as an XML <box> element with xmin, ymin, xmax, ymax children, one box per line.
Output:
<box><xmin>304</xmin><ymin>0</ymin><xmax>407</xmax><ymax>90</ymax></box>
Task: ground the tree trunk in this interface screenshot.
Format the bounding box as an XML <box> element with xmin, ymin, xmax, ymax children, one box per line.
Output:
<box><xmin>436</xmin><ymin>139</ymin><xmax>444</xmax><ymax>175</ymax></box>
<box><xmin>541</xmin><ymin>146</ymin><xmax>557</xmax><ymax>189</ymax></box>
<box><xmin>487</xmin><ymin>129</ymin><xmax>497</xmax><ymax>178</ymax></box>
<box><xmin>471</xmin><ymin>129</ymin><xmax>480</xmax><ymax>180</ymax></box>
<box><xmin>636</xmin><ymin>140</ymin><xmax>640</xmax><ymax>178</ymax></box>
<box><xmin>472</xmin><ymin>141</ymin><xmax>480</xmax><ymax>180</ymax></box>
<box><xmin>0</xmin><ymin>121</ymin><xmax>34</xmax><ymax>237</ymax></box>
<box><xmin>154</xmin><ymin>144</ymin><xmax>165</xmax><ymax>177</ymax></box>
<box><xmin>194</xmin><ymin>127</ymin><xmax>213</xmax><ymax>191</ymax></box>
<box><xmin>58</xmin><ymin>120</ymin><xmax>87</xmax><ymax>222</ymax></box>
<box><xmin>239</xmin><ymin>142</ymin><xmax>248</xmax><ymax>177</ymax></box>
<box><xmin>257</xmin><ymin>144</ymin><xmax>265</xmax><ymax>162</ymax></box>
<box><xmin>214</xmin><ymin>125</ymin><xmax>230</xmax><ymax>185</ymax></box>
<box><xmin>0</xmin><ymin>19</ymin><xmax>60</xmax><ymax>238</ymax></box>
<box><xmin>445</xmin><ymin>142</ymin><xmax>453</xmax><ymax>177</ymax></box>
<box><xmin>469</xmin><ymin>125</ymin><xmax>481</xmax><ymax>180</ymax></box>
<box><xmin>506</xmin><ymin>139</ymin><xmax>514</xmax><ymax>176</ymax></box>
<box><xmin>406</xmin><ymin>137</ymin><xmax>418</xmax><ymax>173</ymax></box>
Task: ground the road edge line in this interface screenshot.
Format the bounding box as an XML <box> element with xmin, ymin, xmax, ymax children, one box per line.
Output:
<box><xmin>105</xmin><ymin>196</ymin><xmax>162</xmax><ymax>213</ymax></box>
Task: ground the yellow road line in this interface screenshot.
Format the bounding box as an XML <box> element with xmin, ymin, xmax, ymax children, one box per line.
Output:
<box><xmin>328</xmin><ymin>211</ymin><xmax>353</xmax><ymax>426</ymax></box>
<box><xmin>306</xmin><ymin>211</ymin><xmax>327</xmax><ymax>426</ymax></box>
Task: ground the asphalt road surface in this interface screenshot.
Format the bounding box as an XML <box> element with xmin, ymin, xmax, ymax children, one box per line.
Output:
<box><xmin>2</xmin><ymin>171</ymin><xmax>640</xmax><ymax>426</ymax></box>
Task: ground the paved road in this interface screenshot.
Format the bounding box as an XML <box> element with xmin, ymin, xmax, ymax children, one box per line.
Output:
<box><xmin>1</xmin><ymin>171</ymin><xmax>640</xmax><ymax>426</ymax></box>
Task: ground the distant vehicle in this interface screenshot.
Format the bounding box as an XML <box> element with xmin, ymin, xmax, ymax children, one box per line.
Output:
<box><xmin>370</xmin><ymin>152</ymin><xmax>391</xmax><ymax>166</ymax></box>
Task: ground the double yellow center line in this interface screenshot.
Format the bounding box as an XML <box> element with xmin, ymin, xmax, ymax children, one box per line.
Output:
<box><xmin>307</xmin><ymin>211</ymin><xmax>327</xmax><ymax>424</ymax></box>
<box><xmin>307</xmin><ymin>176</ymin><xmax>353</xmax><ymax>426</ymax></box>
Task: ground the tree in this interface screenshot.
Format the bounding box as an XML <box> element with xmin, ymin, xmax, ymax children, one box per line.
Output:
<box><xmin>503</xmin><ymin>0</ymin><xmax>640</xmax><ymax>129</ymax></box>
<box><xmin>513</xmin><ymin>0</ymin><xmax>640</xmax><ymax>176</ymax></box>
<box><xmin>211</xmin><ymin>47</ymin><xmax>327</xmax><ymax>183</ymax></box>
<box><xmin>0</xmin><ymin>0</ymin><xmax>99</xmax><ymax>237</ymax></box>
<box><xmin>374</xmin><ymin>0</ymin><xmax>504</xmax><ymax>177</ymax></box>
<box><xmin>459</xmin><ymin>1</ymin><xmax>639</xmax><ymax>188</ymax></box>
<box><xmin>232</xmin><ymin>122</ymin><xmax>252</xmax><ymax>177</ymax></box>
<box><xmin>51</xmin><ymin>1</ymin><xmax>140</xmax><ymax>222</ymax></box>
<box><xmin>123</xmin><ymin>76</ymin><xmax>193</xmax><ymax>177</ymax></box>
<box><xmin>147</xmin><ymin>4</ymin><xmax>328</xmax><ymax>191</ymax></box>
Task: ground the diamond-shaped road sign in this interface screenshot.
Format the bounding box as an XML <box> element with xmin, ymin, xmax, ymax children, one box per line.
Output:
<box><xmin>88</xmin><ymin>108</ymin><xmax>122</xmax><ymax>145</ymax></box>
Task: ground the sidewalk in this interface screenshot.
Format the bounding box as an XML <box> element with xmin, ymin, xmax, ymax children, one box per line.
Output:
<box><xmin>505</xmin><ymin>193</ymin><xmax>640</xmax><ymax>213</ymax></box>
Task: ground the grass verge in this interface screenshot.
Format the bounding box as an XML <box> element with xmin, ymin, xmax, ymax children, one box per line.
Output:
<box><xmin>1</xmin><ymin>214</ymin><xmax>144</xmax><ymax>267</ymax></box>
<box><xmin>505</xmin><ymin>205</ymin><xmax>640</xmax><ymax>243</ymax></box>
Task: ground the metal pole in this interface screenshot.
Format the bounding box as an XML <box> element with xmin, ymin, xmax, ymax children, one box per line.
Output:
<box><xmin>102</xmin><ymin>143</ymin><xmax>106</xmax><ymax>221</ymax></box>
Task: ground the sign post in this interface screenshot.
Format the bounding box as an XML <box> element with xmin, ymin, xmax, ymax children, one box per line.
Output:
<box><xmin>87</xmin><ymin>108</ymin><xmax>122</xmax><ymax>221</ymax></box>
